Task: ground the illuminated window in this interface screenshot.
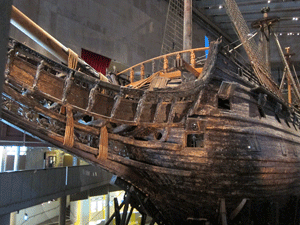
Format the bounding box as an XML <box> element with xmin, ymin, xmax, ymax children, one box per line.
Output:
<box><xmin>91</xmin><ymin>201</ymin><xmax>97</xmax><ymax>213</ymax></box>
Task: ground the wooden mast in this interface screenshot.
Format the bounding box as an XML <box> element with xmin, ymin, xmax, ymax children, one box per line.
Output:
<box><xmin>183</xmin><ymin>0</ymin><xmax>192</xmax><ymax>62</ymax></box>
<box><xmin>10</xmin><ymin>6</ymin><xmax>109</xmax><ymax>82</ymax></box>
<box><xmin>261</xmin><ymin>7</ymin><xmax>271</xmax><ymax>74</ymax></box>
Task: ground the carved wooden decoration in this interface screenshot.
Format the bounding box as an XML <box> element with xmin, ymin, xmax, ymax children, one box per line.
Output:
<box><xmin>63</xmin><ymin>105</ymin><xmax>74</xmax><ymax>148</ymax></box>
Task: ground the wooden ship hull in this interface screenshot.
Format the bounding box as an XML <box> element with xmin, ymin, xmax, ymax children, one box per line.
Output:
<box><xmin>3</xmin><ymin>35</ymin><xmax>300</xmax><ymax>224</ymax></box>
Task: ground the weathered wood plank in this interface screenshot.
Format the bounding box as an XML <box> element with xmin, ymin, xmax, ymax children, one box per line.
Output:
<box><xmin>98</xmin><ymin>126</ymin><xmax>108</xmax><ymax>160</ymax></box>
<box><xmin>109</xmin><ymin>133</ymin><xmax>182</xmax><ymax>151</ymax></box>
<box><xmin>109</xmin><ymin>154</ymin><xmax>192</xmax><ymax>177</ymax></box>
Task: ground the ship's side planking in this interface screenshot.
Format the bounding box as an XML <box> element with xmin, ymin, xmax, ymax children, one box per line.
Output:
<box><xmin>3</xmin><ymin>38</ymin><xmax>300</xmax><ymax>224</ymax></box>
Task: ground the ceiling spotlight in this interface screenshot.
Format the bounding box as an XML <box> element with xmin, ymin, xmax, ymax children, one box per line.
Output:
<box><xmin>268</xmin><ymin>0</ymin><xmax>271</xmax><ymax>3</ymax></box>
<box><xmin>219</xmin><ymin>5</ymin><xmax>223</xmax><ymax>9</ymax></box>
<box><xmin>292</xmin><ymin>17</ymin><xmax>299</xmax><ymax>21</ymax></box>
<box><xmin>280</xmin><ymin>33</ymin><xmax>282</xmax><ymax>35</ymax></box>
<box><xmin>297</xmin><ymin>33</ymin><xmax>300</xmax><ymax>35</ymax></box>
<box><xmin>24</xmin><ymin>213</ymin><xmax>28</xmax><ymax>221</ymax></box>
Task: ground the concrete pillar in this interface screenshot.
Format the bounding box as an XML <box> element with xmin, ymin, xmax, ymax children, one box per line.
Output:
<box><xmin>1</xmin><ymin>148</ymin><xmax>8</xmax><ymax>172</ymax></box>
<box><xmin>0</xmin><ymin>213</ymin><xmax>11</xmax><ymax>225</ymax></box>
<box><xmin>59</xmin><ymin>196</ymin><xmax>67</xmax><ymax>225</ymax></box>
<box><xmin>0</xmin><ymin>0</ymin><xmax>12</xmax><ymax>115</ymax></box>
<box><xmin>105</xmin><ymin>192</ymin><xmax>110</xmax><ymax>222</ymax></box>
<box><xmin>14</xmin><ymin>147</ymin><xmax>20</xmax><ymax>171</ymax></box>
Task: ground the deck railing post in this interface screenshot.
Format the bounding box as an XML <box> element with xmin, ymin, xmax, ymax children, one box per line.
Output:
<box><xmin>130</xmin><ymin>68</ymin><xmax>134</xmax><ymax>83</ymax></box>
<box><xmin>191</xmin><ymin>50</ymin><xmax>196</xmax><ymax>67</ymax></box>
<box><xmin>163</xmin><ymin>56</ymin><xmax>168</xmax><ymax>72</ymax></box>
<box><xmin>140</xmin><ymin>63</ymin><xmax>145</xmax><ymax>80</ymax></box>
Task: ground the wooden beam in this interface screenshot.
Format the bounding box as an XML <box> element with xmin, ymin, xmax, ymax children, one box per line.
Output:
<box><xmin>109</xmin><ymin>133</ymin><xmax>182</xmax><ymax>151</ymax></box>
<box><xmin>10</xmin><ymin>6</ymin><xmax>109</xmax><ymax>82</ymax></box>
<box><xmin>183</xmin><ymin>0</ymin><xmax>192</xmax><ymax>61</ymax></box>
<box><xmin>176</xmin><ymin>58</ymin><xmax>200</xmax><ymax>78</ymax></box>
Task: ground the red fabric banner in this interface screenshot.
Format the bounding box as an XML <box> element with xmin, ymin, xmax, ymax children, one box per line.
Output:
<box><xmin>81</xmin><ymin>49</ymin><xmax>111</xmax><ymax>75</ymax></box>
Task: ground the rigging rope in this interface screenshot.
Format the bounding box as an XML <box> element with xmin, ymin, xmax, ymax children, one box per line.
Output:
<box><xmin>224</xmin><ymin>0</ymin><xmax>283</xmax><ymax>99</ymax></box>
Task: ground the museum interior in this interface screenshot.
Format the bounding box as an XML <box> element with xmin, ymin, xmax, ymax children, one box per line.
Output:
<box><xmin>1</xmin><ymin>0</ymin><xmax>300</xmax><ymax>225</ymax></box>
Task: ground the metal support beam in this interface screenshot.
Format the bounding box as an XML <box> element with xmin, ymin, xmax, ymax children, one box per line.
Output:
<box><xmin>59</xmin><ymin>196</ymin><xmax>67</xmax><ymax>225</ymax></box>
<box><xmin>121</xmin><ymin>192</ymin><xmax>131</xmax><ymax>225</ymax></box>
<box><xmin>114</xmin><ymin>198</ymin><xmax>121</xmax><ymax>225</ymax></box>
<box><xmin>0</xmin><ymin>0</ymin><xmax>13</xmax><ymax>117</ymax></box>
<box><xmin>110</xmin><ymin>176</ymin><xmax>166</xmax><ymax>225</ymax></box>
<box><xmin>125</xmin><ymin>207</ymin><xmax>134</xmax><ymax>225</ymax></box>
<box><xmin>220</xmin><ymin>198</ymin><xmax>227</xmax><ymax>225</ymax></box>
<box><xmin>104</xmin><ymin>201</ymin><xmax>125</xmax><ymax>225</ymax></box>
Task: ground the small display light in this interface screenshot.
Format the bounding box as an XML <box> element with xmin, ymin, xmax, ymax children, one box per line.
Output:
<box><xmin>24</xmin><ymin>213</ymin><xmax>28</xmax><ymax>221</ymax></box>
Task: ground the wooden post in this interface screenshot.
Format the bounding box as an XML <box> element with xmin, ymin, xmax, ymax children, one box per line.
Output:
<box><xmin>130</xmin><ymin>68</ymin><xmax>134</xmax><ymax>83</ymax></box>
<box><xmin>140</xmin><ymin>64</ymin><xmax>145</xmax><ymax>80</ymax></box>
<box><xmin>190</xmin><ymin>50</ymin><xmax>196</xmax><ymax>67</ymax></box>
<box><xmin>183</xmin><ymin>0</ymin><xmax>192</xmax><ymax>61</ymax></box>
<box><xmin>163</xmin><ymin>56</ymin><xmax>168</xmax><ymax>72</ymax></box>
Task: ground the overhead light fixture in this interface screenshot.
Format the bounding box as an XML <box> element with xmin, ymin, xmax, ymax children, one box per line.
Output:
<box><xmin>24</xmin><ymin>213</ymin><xmax>28</xmax><ymax>221</ymax></box>
<box><xmin>297</xmin><ymin>33</ymin><xmax>300</xmax><ymax>35</ymax></box>
<box><xmin>219</xmin><ymin>5</ymin><xmax>223</xmax><ymax>9</ymax></box>
<box><xmin>268</xmin><ymin>0</ymin><xmax>271</xmax><ymax>3</ymax></box>
<box><xmin>293</xmin><ymin>17</ymin><xmax>299</xmax><ymax>21</ymax></box>
<box><xmin>280</xmin><ymin>33</ymin><xmax>283</xmax><ymax>35</ymax></box>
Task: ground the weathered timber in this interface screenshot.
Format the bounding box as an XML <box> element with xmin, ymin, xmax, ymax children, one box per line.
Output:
<box><xmin>109</xmin><ymin>154</ymin><xmax>192</xmax><ymax>177</ymax></box>
<box><xmin>98</xmin><ymin>126</ymin><xmax>108</xmax><ymax>160</ymax></box>
<box><xmin>4</xmin><ymin>36</ymin><xmax>300</xmax><ymax>225</ymax></box>
<box><xmin>175</xmin><ymin>58</ymin><xmax>200</xmax><ymax>78</ymax></box>
<box><xmin>109</xmin><ymin>133</ymin><xmax>182</xmax><ymax>151</ymax></box>
<box><xmin>63</xmin><ymin>106</ymin><xmax>74</xmax><ymax>148</ymax></box>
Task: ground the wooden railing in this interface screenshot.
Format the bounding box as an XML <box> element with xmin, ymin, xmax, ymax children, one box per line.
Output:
<box><xmin>117</xmin><ymin>47</ymin><xmax>209</xmax><ymax>84</ymax></box>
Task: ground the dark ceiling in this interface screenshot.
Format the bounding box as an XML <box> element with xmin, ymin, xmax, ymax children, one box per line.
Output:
<box><xmin>192</xmin><ymin>0</ymin><xmax>300</xmax><ymax>64</ymax></box>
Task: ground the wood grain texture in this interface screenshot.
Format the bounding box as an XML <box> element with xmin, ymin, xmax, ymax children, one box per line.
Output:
<box><xmin>4</xmin><ymin>39</ymin><xmax>300</xmax><ymax>224</ymax></box>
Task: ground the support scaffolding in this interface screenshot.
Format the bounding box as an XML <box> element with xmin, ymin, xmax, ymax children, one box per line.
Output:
<box><xmin>105</xmin><ymin>176</ymin><xmax>166</xmax><ymax>225</ymax></box>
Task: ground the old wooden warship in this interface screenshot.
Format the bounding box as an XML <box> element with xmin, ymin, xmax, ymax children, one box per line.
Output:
<box><xmin>3</xmin><ymin>1</ymin><xmax>300</xmax><ymax>224</ymax></box>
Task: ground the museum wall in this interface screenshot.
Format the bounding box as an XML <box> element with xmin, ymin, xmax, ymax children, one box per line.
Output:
<box><xmin>10</xmin><ymin>0</ymin><xmax>205</xmax><ymax>69</ymax></box>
